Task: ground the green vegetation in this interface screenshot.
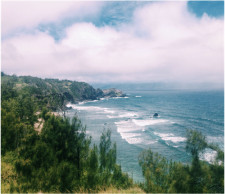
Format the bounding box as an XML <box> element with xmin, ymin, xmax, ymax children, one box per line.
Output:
<box><xmin>139</xmin><ymin>129</ymin><xmax>224</xmax><ymax>193</ymax></box>
<box><xmin>1</xmin><ymin>73</ymin><xmax>224</xmax><ymax>193</ymax></box>
<box><xmin>1</xmin><ymin>73</ymin><xmax>133</xmax><ymax>193</ymax></box>
<box><xmin>1</xmin><ymin>73</ymin><xmax>104</xmax><ymax>115</ymax></box>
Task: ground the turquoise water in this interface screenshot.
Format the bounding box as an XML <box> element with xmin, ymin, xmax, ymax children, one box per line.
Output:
<box><xmin>66</xmin><ymin>90</ymin><xmax>224</xmax><ymax>182</ymax></box>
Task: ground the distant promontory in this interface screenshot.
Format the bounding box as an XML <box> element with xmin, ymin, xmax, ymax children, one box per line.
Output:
<box><xmin>1</xmin><ymin>72</ymin><xmax>126</xmax><ymax>110</ymax></box>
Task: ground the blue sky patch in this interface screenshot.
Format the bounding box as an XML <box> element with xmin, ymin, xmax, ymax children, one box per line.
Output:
<box><xmin>188</xmin><ymin>1</ymin><xmax>224</xmax><ymax>18</ymax></box>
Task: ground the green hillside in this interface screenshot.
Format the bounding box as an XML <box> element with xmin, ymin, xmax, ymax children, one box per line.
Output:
<box><xmin>1</xmin><ymin>72</ymin><xmax>104</xmax><ymax>110</ymax></box>
<box><xmin>1</xmin><ymin>73</ymin><xmax>223</xmax><ymax>193</ymax></box>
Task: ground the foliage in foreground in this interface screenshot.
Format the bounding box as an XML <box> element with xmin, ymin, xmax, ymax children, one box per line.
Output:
<box><xmin>1</xmin><ymin>76</ymin><xmax>132</xmax><ymax>193</ymax></box>
<box><xmin>2</xmin><ymin>113</ymin><xmax>132</xmax><ymax>193</ymax></box>
<box><xmin>139</xmin><ymin>129</ymin><xmax>224</xmax><ymax>193</ymax></box>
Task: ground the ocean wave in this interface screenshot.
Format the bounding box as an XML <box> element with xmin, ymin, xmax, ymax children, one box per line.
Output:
<box><xmin>118</xmin><ymin>112</ymin><xmax>136</xmax><ymax>118</ymax></box>
<box><xmin>75</xmin><ymin>106</ymin><xmax>103</xmax><ymax>111</ymax></box>
<box><xmin>124</xmin><ymin>137</ymin><xmax>156</xmax><ymax>145</ymax></box>
<box><xmin>112</xmin><ymin>96</ymin><xmax>129</xmax><ymax>99</ymax></box>
<box><xmin>100</xmin><ymin>96</ymin><xmax>129</xmax><ymax>100</ymax></box>
<box><xmin>154</xmin><ymin>132</ymin><xmax>186</xmax><ymax>143</ymax></box>
<box><xmin>91</xmin><ymin>100</ymin><xmax>99</xmax><ymax>102</ymax></box>
<box><xmin>67</xmin><ymin>103</ymin><xmax>137</xmax><ymax>121</ymax></box>
<box><xmin>199</xmin><ymin>148</ymin><xmax>217</xmax><ymax>164</ymax></box>
<box><xmin>107</xmin><ymin>115</ymin><xmax>118</xmax><ymax>119</ymax></box>
<box><xmin>132</xmin><ymin>118</ymin><xmax>168</xmax><ymax>126</ymax></box>
<box><xmin>66</xmin><ymin>103</ymin><xmax>75</xmax><ymax>108</ymax></box>
<box><xmin>120</xmin><ymin>132</ymin><xmax>142</xmax><ymax>139</ymax></box>
<box><xmin>123</xmin><ymin>136</ymin><xmax>143</xmax><ymax>144</ymax></box>
<box><xmin>115</xmin><ymin>120</ymin><xmax>142</xmax><ymax>133</ymax></box>
<box><xmin>135</xmin><ymin>96</ymin><xmax>142</xmax><ymax>98</ymax></box>
<box><xmin>77</xmin><ymin>100</ymin><xmax>99</xmax><ymax>105</ymax></box>
<box><xmin>207</xmin><ymin>136</ymin><xmax>224</xmax><ymax>146</ymax></box>
<box><xmin>66</xmin><ymin>103</ymin><xmax>103</xmax><ymax>112</ymax></box>
<box><xmin>163</xmin><ymin>136</ymin><xmax>186</xmax><ymax>143</ymax></box>
<box><xmin>108</xmin><ymin>112</ymin><xmax>138</xmax><ymax>119</ymax></box>
<box><xmin>112</xmin><ymin>97</ymin><xmax>123</xmax><ymax>99</ymax></box>
<box><xmin>78</xmin><ymin>101</ymin><xmax>86</xmax><ymax>105</ymax></box>
<box><xmin>100</xmin><ymin>97</ymin><xmax>108</xmax><ymax>101</ymax></box>
<box><xmin>115</xmin><ymin>119</ymin><xmax>157</xmax><ymax>145</ymax></box>
<box><xmin>120</xmin><ymin>131</ymin><xmax>156</xmax><ymax>145</ymax></box>
<box><xmin>115</xmin><ymin>120</ymin><xmax>145</xmax><ymax>144</ymax></box>
<box><xmin>103</xmin><ymin>108</ymin><xmax>116</xmax><ymax>114</ymax></box>
<box><xmin>67</xmin><ymin>103</ymin><xmax>117</xmax><ymax>115</ymax></box>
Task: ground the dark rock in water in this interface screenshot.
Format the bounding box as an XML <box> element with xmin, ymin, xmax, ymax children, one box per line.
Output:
<box><xmin>153</xmin><ymin>113</ymin><xmax>159</xmax><ymax>117</ymax></box>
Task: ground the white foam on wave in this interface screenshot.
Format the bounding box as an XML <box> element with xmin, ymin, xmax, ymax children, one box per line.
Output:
<box><xmin>207</xmin><ymin>136</ymin><xmax>224</xmax><ymax>147</ymax></box>
<box><xmin>75</xmin><ymin>106</ymin><xmax>103</xmax><ymax>111</ymax></box>
<box><xmin>163</xmin><ymin>136</ymin><xmax>186</xmax><ymax>143</ymax></box>
<box><xmin>154</xmin><ymin>132</ymin><xmax>186</xmax><ymax>143</ymax></box>
<box><xmin>135</xmin><ymin>96</ymin><xmax>142</xmax><ymax>98</ymax></box>
<box><xmin>132</xmin><ymin>119</ymin><xmax>168</xmax><ymax>127</ymax></box>
<box><xmin>107</xmin><ymin>115</ymin><xmax>118</xmax><ymax>118</ymax></box>
<box><xmin>103</xmin><ymin>108</ymin><xmax>116</xmax><ymax>114</ymax></box>
<box><xmin>115</xmin><ymin>120</ymin><xmax>157</xmax><ymax>145</ymax></box>
<box><xmin>77</xmin><ymin>100</ymin><xmax>99</xmax><ymax>105</ymax></box>
<box><xmin>66</xmin><ymin>103</ymin><xmax>75</xmax><ymax>108</ymax></box>
<box><xmin>120</xmin><ymin>132</ymin><xmax>142</xmax><ymax>139</ymax></box>
<box><xmin>200</xmin><ymin>148</ymin><xmax>217</xmax><ymax>164</ymax></box>
<box><xmin>154</xmin><ymin>132</ymin><xmax>174</xmax><ymax>138</ymax></box>
<box><xmin>112</xmin><ymin>97</ymin><xmax>123</xmax><ymax>99</ymax></box>
<box><xmin>100</xmin><ymin>97</ymin><xmax>108</xmax><ymax>101</ymax></box>
<box><xmin>115</xmin><ymin>120</ymin><xmax>145</xmax><ymax>144</ymax></box>
<box><xmin>124</xmin><ymin>137</ymin><xmax>143</xmax><ymax>144</ymax></box>
<box><xmin>115</xmin><ymin>120</ymin><xmax>141</xmax><ymax>133</ymax></box>
<box><xmin>78</xmin><ymin>101</ymin><xmax>86</xmax><ymax>105</ymax></box>
<box><xmin>67</xmin><ymin>102</ymin><xmax>138</xmax><ymax>121</ymax></box>
<box><xmin>67</xmin><ymin>103</ymin><xmax>104</xmax><ymax>112</ymax></box>
<box><xmin>108</xmin><ymin>112</ymin><xmax>138</xmax><ymax>119</ymax></box>
<box><xmin>67</xmin><ymin>103</ymin><xmax>118</xmax><ymax>115</ymax></box>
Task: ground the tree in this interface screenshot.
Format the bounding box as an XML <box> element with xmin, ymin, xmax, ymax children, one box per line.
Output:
<box><xmin>87</xmin><ymin>144</ymin><xmax>99</xmax><ymax>191</ymax></box>
<box><xmin>139</xmin><ymin>149</ymin><xmax>171</xmax><ymax>193</ymax></box>
<box><xmin>186</xmin><ymin>129</ymin><xmax>207</xmax><ymax>159</ymax></box>
<box><xmin>168</xmin><ymin>162</ymin><xmax>190</xmax><ymax>193</ymax></box>
<box><xmin>99</xmin><ymin>130</ymin><xmax>116</xmax><ymax>172</ymax></box>
<box><xmin>185</xmin><ymin>130</ymin><xmax>207</xmax><ymax>192</ymax></box>
<box><xmin>99</xmin><ymin>129</ymin><xmax>117</xmax><ymax>187</ymax></box>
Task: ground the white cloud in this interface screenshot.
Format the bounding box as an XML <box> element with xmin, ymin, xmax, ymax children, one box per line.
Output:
<box><xmin>2</xmin><ymin>1</ymin><xmax>224</xmax><ymax>84</ymax></box>
<box><xmin>2</xmin><ymin>1</ymin><xmax>103</xmax><ymax>36</ymax></box>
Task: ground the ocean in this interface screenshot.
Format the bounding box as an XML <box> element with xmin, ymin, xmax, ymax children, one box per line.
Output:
<box><xmin>66</xmin><ymin>89</ymin><xmax>224</xmax><ymax>182</ymax></box>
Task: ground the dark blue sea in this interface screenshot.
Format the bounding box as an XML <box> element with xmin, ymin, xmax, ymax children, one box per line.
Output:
<box><xmin>66</xmin><ymin>89</ymin><xmax>224</xmax><ymax>182</ymax></box>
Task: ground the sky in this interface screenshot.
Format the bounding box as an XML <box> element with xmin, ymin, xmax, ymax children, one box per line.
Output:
<box><xmin>1</xmin><ymin>1</ymin><xmax>224</xmax><ymax>86</ymax></box>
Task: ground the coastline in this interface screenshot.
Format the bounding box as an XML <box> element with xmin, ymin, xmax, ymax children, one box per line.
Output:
<box><xmin>64</xmin><ymin>90</ymin><xmax>224</xmax><ymax>179</ymax></box>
